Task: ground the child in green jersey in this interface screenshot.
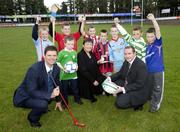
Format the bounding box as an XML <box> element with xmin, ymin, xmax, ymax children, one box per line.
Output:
<box><xmin>57</xmin><ymin>36</ymin><xmax>83</xmax><ymax>105</ymax></box>
<box><xmin>114</xmin><ymin>17</ymin><xmax>146</xmax><ymax>62</ymax></box>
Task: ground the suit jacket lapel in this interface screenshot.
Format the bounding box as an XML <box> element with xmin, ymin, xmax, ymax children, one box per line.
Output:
<box><xmin>42</xmin><ymin>61</ymin><xmax>48</xmax><ymax>91</ymax></box>
<box><xmin>127</xmin><ymin>57</ymin><xmax>137</xmax><ymax>76</ymax></box>
<box><xmin>52</xmin><ymin>65</ymin><xmax>57</xmax><ymax>80</ymax></box>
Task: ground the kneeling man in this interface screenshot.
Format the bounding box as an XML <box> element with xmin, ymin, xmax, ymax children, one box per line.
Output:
<box><xmin>13</xmin><ymin>46</ymin><xmax>62</xmax><ymax>127</ymax></box>
<box><xmin>110</xmin><ymin>46</ymin><xmax>149</xmax><ymax>110</ymax></box>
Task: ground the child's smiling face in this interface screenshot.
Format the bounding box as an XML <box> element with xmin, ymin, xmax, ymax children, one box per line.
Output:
<box><xmin>100</xmin><ymin>32</ymin><xmax>108</xmax><ymax>43</ymax></box>
<box><xmin>146</xmin><ymin>32</ymin><xmax>156</xmax><ymax>44</ymax></box>
<box><xmin>65</xmin><ymin>40</ymin><xmax>74</xmax><ymax>50</ymax></box>
<box><xmin>62</xmin><ymin>25</ymin><xmax>71</xmax><ymax>35</ymax></box>
<box><xmin>88</xmin><ymin>28</ymin><xmax>96</xmax><ymax>37</ymax></box>
<box><xmin>41</xmin><ymin>30</ymin><xmax>49</xmax><ymax>40</ymax></box>
<box><xmin>110</xmin><ymin>27</ymin><xmax>119</xmax><ymax>38</ymax></box>
<box><xmin>133</xmin><ymin>30</ymin><xmax>142</xmax><ymax>40</ymax></box>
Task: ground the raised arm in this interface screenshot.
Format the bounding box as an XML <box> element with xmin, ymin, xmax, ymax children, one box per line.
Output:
<box><xmin>49</xmin><ymin>4</ymin><xmax>59</xmax><ymax>38</ymax></box>
<box><xmin>78</xmin><ymin>15</ymin><xmax>86</xmax><ymax>36</ymax></box>
<box><xmin>49</xmin><ymin>17</ymin><xmax>56</xmax><ymax>37</ymax></box>
<box><xmin>114</xmin><ymin>17</ymin><xmax>128</xmax><ymax>36</ymax></box>
<box><xmin>147</xmin><ymin>13</ymin><xmax>161</xmax><ymax>39</ymax></box>
<box><xmin>32</xmin><ymin>16</ymin><xmax>41</xmax><ymax>41</ymax></box>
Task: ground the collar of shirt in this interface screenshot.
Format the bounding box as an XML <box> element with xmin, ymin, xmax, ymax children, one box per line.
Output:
<box><xmin>45</xmin><ymin>62</ymin><xmax>53</xmax><ymax>73</ymax></box>
<box><xmin>40</xmin><ymin>38</ymin><xmax>49</xmax><ymax>42</ymax></box>
<box><xmin>129</xmin><ymin>56</ymin><xmax>136</xmax><ymax>67</ymax></box>
<box><xmin>99</xmin><ymin>40</ymin><xmax>108</xmax><ymax>45</ymax></box>
<box><xmin>90</xmin><ymin>35</ymin><xmax>96</xmax><ymax>38</ymax></box>
<box><xmin>64</xmin><ymin>47</ymin><xmax>74</xmax><ymax>52</ymax></box>
<box><xmin>111</xmin><ymin>36</ymin><xmax>119</xmax><ymax>42</ymax></box>
<box><xmin>132</xmin><ymin>37</ymin><xmax>144</xmax><ymax>42</ymax></box>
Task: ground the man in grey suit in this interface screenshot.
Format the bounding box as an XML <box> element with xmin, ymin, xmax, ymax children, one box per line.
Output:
<box><xmin>13</xmin><ymin>46</ymin><xmax>62</xmax><ymax>127</ymax></box>
<box><xmin>110</xmin><ymin>46</ymin><xmax>149</xmax><ymax>111</ymax></box>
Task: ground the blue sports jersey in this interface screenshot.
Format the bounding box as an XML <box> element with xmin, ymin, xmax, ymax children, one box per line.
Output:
<box><xmin>145</xmin><ymin>37</ymin><xmax>164</xmax><ymax>73</ymax></box>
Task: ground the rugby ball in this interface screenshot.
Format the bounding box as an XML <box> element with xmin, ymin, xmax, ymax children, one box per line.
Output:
<box><xmin>64</xmin><ymin>61</ymin><xmax>77</xmax><ymax>73</ymax></box>
<box><xmin>102</xmin><ymin>78</ymin><xmax>119</xmax><ymax>94</ymax></box>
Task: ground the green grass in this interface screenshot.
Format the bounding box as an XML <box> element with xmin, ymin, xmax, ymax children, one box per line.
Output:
<box><xmin>0</xmin><ymin>23</ymin><xmax>180</xmax><ymax>132</ymax></box>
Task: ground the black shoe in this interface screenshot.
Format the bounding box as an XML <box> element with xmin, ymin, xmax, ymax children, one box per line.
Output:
<box><xmin>30</xmin><ymin>122</ymin><xmax>42</xmax><ymax>127</ymax></box>
<box><xmin>43</xmin><ymin>109</ymin><xmax>51</xmax><ymax>113</ymax></box>
<box><xmin>104</xmin><ymin>91</ymin><xmax>110</xmax><ymax>96</ymax></box>
<box><xmin>75</xmin><ymin>100</ymin><xmax>83</xmax><ymax>105</ymax></box>
<box><xmin>90</xmin><ymin>98</ymin><xmax>97</xmax><ymax>103</ymax></box>
<box><xmin>27</xmin><ymin>116</ymin><xmax>41</xmax><ymax>128</ymax></box>
<box><xmin>134</xmin><ymin>105</ymin><xmax>143</xmax><ymax>111</ymax></box>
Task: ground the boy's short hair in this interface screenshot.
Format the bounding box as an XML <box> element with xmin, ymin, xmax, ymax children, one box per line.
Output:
<box><xmin>44</xmin><ymin>46</ymin><xmax>58</xmax><ymax>55</ymax></box>
<box><xmin>111</xmin><ymin>24</ymin><xmax>117</xmax><ymax>28</ymax></box>
<box><xmin>61</xmin><ymin>22</ymin><xmax>70</xmax><ymax>28</ymax></box>
<box><xmin>88</xmin><ymin>25</ymin><xmax>95</xmax><ymax>31</ymax></box>
<box><xmin>146</xmin><ymin>27</ymin><xmax>155</xmax><ymax>34</ymax></box>
<box><xmin>39</xmin><ymin>26</ymin><xmax>49</xmax><ymax>33</ymax></box>
<box><xmin>133</xmin><ymin>26</ymin><xmax>142</xmax><ymax>32</ymax></box>
<box><xmin>125</xmin><ymin>46</ymin><xmax>136</xmax><ymax>53</ymax></box>
<box><xmin>83</xmin><ymin>38</ymin><xmax>93</xmax><ymax>45</ymax></box>
<box><xmin>100</xmin><ymin>29</ymin><xmax>108</xmax><ymax>34</ymax></box>
<box><xmin>64</xmin><ymin>36</ymin><xmax>74</xmax><ymax>43</ymax></box>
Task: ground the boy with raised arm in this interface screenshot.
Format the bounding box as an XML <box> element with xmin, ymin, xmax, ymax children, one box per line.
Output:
<box><xmin>32</xmin><ymin>16</ymin><xmax>53</xmax><ymax>61</ymax></box>
<box><xmin>108</xmin><ymin>24</ymin><xmax>128</xmax><ymax>73</ymax></box>
<box><xmin>114</xmin><ymin>17</ymin><xmax>146</xmax><ymax>62</ymax></box>
<box><xmin>49</xmin><ymin>16</ymin><xmax>84</xmax><ymax>51</ymax></box>
<box><xmin>146</xmin><ymin>14</ymin><xmax>165</xmax><ymax>113</ymax></box>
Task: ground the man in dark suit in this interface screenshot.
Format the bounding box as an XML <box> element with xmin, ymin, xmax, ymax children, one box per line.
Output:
<box><xmin>13</xmin><ymin>46</ymin><xmax>62</xmax><ymax>127</ymax></box>
<box><xmin>110</xmin><ymin>46</ymin><xmax>149</xmax><ymax>110</ymax></box>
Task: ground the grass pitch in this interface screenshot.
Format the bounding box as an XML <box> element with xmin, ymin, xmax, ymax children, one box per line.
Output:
<box><xmin>0</xmin><ymin>23</ymin><xmax>180</xmax><ymax>132</ymax></box>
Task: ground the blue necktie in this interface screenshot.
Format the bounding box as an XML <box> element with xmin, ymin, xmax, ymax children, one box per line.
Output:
<box><xmin>48</xmin><ymin>70</ymin><xmax>54</xmax><ymax>93</ymax></box>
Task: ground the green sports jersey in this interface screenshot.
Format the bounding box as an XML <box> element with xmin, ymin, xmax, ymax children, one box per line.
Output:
<box><xmin>124</xmin><ymin>34</ymin><xmax>146</xmax><ymax>61</ymax></box>
<box><xmin>116</xmin><ymin>23</ymin><xmax>146</xmax><ymax>62</ymax></box>
<box><xmin>57</xmin><ymin>49</ymin><xmax>77</xmax><ymax>80</ymax></box>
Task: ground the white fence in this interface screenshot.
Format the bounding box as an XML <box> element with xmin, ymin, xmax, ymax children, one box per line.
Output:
<box><xmin>0</xmin><ymin>13</ymin><xmax>180</xmax><ymax>27</ymax></box>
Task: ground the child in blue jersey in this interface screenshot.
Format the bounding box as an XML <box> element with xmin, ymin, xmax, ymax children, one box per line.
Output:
<box><xmin>146</xmin><ymin>14</ymin><xmax>165</xmax><ymax>113</ymax></box>
<box><xmin>32</xmin><ymin>16</ymin><xmax>53</xmax><ymax>61</ymax></box>
<box><xmin>108</xmin><ymin>24</ymin><xmax>128</xmax><ymax>73</ymax></box>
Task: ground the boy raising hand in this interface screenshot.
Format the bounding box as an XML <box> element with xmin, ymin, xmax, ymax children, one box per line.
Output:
<box><xmin>32</xmin><ymin>16</ymin><xmax>53</xmax><ymax>61</ymax></box>
<box><xmin>114</xmin><ymin>17</ymin><xmax>146</xmax><ymax>62</ymax></box>
<box><xmin>146</xmin><ymin>13</ymin><xmax>165</xmax><ymax>113</ymax></box>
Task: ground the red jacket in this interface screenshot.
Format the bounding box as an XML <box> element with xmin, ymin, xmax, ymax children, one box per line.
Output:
<box><xmin>55</xmin><ymin>32</ymin><xmax>81</xmax><ymax>51</ymax></box>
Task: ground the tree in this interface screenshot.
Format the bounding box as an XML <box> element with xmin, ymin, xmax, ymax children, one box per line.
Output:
<box><xmin>67</xmin><ymin>0</ymin><xmax>73</xmax><ymax>14</ymax></box>
<box><xmin>60</xmin><ymin>2</ymin><xmax>68</xmax><ymax>14</ymax></box>
<box><xmin>75</xmin><ymin>0</ymin><xmax>85</xmax><ymax>13</ymax></box>
<box><xmin>28</xmin><ymin>0</ymin><xmax>47</xmax><ymax>14</ymax></box>
<box><xmin>109</xmin><ymin>0</ymin><xmax>115</xmax><ymax>13</ymax></box>
<box><xmin>97</xmin><ymin>0</ymin><xmax>108</xmax><ymax>13</ymax></box>
<box><xmin>0</xmin><ymin>0</ymin><xmax>14</xmax><ymax>15</ymax></box>
<box><xmin>87</xmin><ymin>0</ymin><xmax>99</xmax><ymax>13</ymax></box>
<box><xmin>25</xmin><ymin>0</ymin><xmax>33</xmax><ymax>14</ymax></box>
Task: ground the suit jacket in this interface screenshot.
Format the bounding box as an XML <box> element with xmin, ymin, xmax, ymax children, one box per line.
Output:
<box><xmin>13</xmin><ymin>61</ymin><xmax>61</xmax><ymax>107</ymax></box>
<box><xmin>111</xmin><ymin>57</ymin><xmax>149</xmax><ymax>105</ymax></box>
